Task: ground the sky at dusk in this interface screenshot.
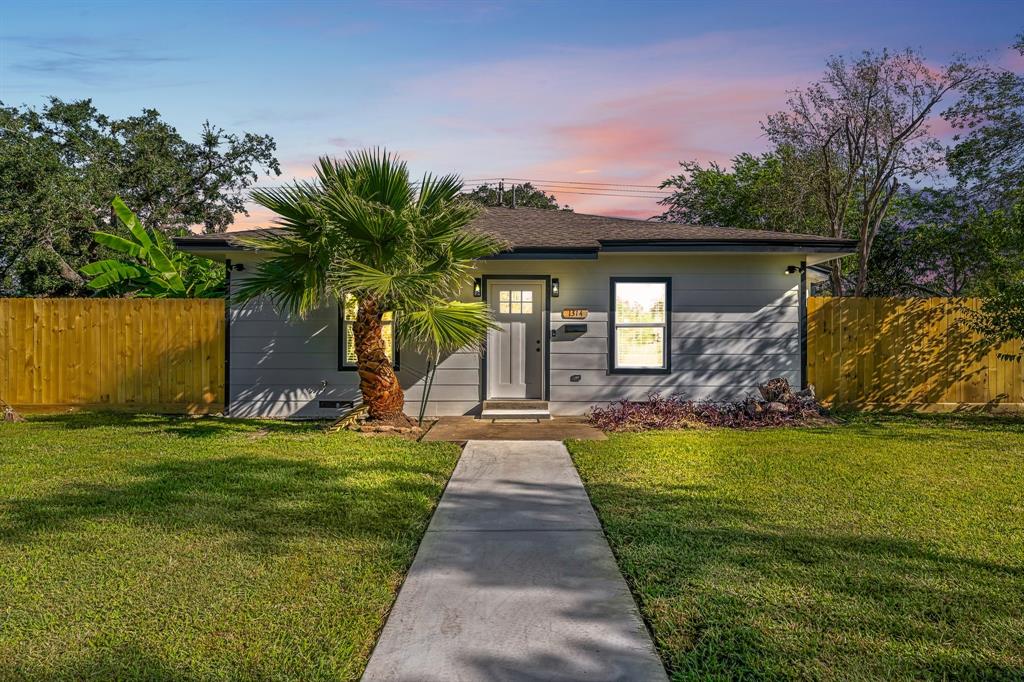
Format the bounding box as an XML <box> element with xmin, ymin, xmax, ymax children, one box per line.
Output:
<box><xmin>2</xmin><ymin>0</ymin><xmax>1023</xmax><ymax>228</ymax></box>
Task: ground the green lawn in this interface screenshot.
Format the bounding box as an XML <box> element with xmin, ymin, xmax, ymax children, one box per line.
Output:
<box><xmin>568</xmin><ymin>414</ymin><xmax>1024</xmax><ymax>680</ymax></box>
<box><xmin>0</xmin><ymin>413</ymin><xmax>460</xmax><ymax>680</ymax></box>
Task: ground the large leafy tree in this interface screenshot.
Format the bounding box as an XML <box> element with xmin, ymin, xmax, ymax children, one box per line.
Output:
<box><xmin>945</xmin><ymin>33</ymin><xmax>1024</xmax><ymax>208</ymax></box>
<box><xmin>762</xmin><ymin>49</ymin><xmax>980</xmax><ymax>295</ymax></box>
<box><xmin>656</xmin><ymin>147</ymin><xmax>825</xmax><ymax>233</ymax></box>
<box><xmin>964</xmin><ymin>199</ymin><xmax>1024</xmax><ymax>355</ymax></box>
<box><xmin>81</xmin><ymin>198</ymin><xmax>224</xmax><ymax>298</ymax></box>
<box><xmin>0</xmin><ymin>98</ymin><xmax>279</xmax><ymax>296</ymax></box>
<box><xmin>865</xmin><ymin>189</ymin><xmax>1015</xmax><ymax>297</ymax></box>
<box><xmin>236</xmin><ymin>150</ymin><xmax>502</xmax><ymax>421</ymax></box>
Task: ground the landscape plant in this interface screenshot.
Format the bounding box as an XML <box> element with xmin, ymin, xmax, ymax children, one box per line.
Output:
<box><xmin>588</xmin><ymin>379</ymin><xmax>829</xmax><ymax>432</ymax></box>
<box><xmin>236</xmin><ymin>149</ymin><xmax>503</xmax><ymax>422</ymax></box>
<box><xmin>80</xmin><ymin>198</ymin><xmax>224</xmax><ymax>298</ymax></box>
<box><xmin>0</xmin><ymin>98</ymin><xmax>278</xmax><ymax>296</ymax></box>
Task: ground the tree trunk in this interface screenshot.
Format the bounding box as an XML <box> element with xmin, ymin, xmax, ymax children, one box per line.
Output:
<box><xmin>353</xmin><ymin>297</ymin><xmax>405</xmax><ymax>420</ymax></box>
<box><xmin>44</xmin><ymin>243</ymin><xmax>85</xmax><ymax>287</ymax></box>
<box><xmin>854</xmin><ymin>237</ymin><xmax>872</xmax><ymax>297</ymax></box>
<box><xmin>830</xmin><ymin>261</ymin><xmax>844</xmax><ymax>296</ymax></box>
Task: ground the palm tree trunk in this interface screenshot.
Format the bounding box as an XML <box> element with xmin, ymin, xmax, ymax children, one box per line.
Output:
<box><xmin>353</xmin><ymin>297</ymin><xmax>405</xmax><ymax>420</ymax></box>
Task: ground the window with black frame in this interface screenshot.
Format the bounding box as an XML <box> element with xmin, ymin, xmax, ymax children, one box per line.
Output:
<box><xmin>609</xmin><ymin>277</ymin><xmax>670</xmax><ymax>373</ymax></box>
<box><xmin>339</xmin><ymin>294</ymin><xmax>397</xmax><ymax>370</ymax></box>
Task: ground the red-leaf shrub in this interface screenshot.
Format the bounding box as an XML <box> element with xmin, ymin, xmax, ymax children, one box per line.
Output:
<box><xmin>587</xmin><ymin>380</ymin><xmax>831</xmax><ymax>432</ymax></box>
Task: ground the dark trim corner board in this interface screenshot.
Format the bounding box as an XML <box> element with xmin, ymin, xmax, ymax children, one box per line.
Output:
<box><xmin>223</xmin><ymin>259</ymin><xmax>232</xmax><ymax>417</ymax></box>
<box><xmin>799</xmin><ymin>260</ymin><xmax>808</xmax><ymax>390</ymax></box>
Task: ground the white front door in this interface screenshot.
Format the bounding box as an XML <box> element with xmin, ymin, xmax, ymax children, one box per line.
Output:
<box><xmin>486</xmin><ymin>280</ymin><xmax>545</xmax><ymax>399</ymax></box>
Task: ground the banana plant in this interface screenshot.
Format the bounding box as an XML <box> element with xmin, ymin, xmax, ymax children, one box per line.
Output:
<box><xmin>81</xmin><ymin>197</ymin><xmax>224</xmax><ymax>298</ymax></box>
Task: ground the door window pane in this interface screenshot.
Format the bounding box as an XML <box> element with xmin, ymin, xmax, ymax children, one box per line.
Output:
<box><xmin>496</xmin><ymin>290</ymin><xmax>535</xmax><ymax>316</ymax></box>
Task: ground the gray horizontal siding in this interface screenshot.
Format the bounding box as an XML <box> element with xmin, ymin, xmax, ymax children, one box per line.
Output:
<box><xmin>232</xmin><ymin>335</ymin><xmax>338</xmax><ymax>354</ymax></box>
<box><xmin>550</xmin><ymin>369</ymin><xmax>800</xmax><ymax>388</ymax></box>
<box><xmin>227</xmin><ymin>252</ymin><xmax>805</xmax><ymax>418</ymax></box>
<box><xmin>231</xmin><ymin>320</ymin><xmax>333</xmax><ymax>338</ymax></box>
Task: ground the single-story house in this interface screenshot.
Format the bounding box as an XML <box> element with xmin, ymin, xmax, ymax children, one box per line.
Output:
<box><xmin>175</xmin><ymin>207</ymin><xmax>856</xmax><ymax>419</ymax></box>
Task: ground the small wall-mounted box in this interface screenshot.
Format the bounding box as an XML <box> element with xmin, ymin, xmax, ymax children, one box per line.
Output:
<box><xmin>319</xmin><ymin>400</ymin><xmax>355</xmax><ymax>409</ymax></box>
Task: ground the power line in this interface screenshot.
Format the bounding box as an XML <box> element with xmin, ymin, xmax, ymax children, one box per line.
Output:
<box><xmin>249</xmin><ymin>177</ymin><xmax>669</xmax><ymax>191</ymax></box>
<box><xmin>466</xmin><ymin>177</ymin><xmax>668</xmax><ymax>190</ymax></box>
<box><xmin>460</xmin><ymin>182</ymin><xmax>667</xmax><ymax>200</ymax></box>
<box><xmin>516</xmin><ymin>183</ymin><xmax>668</xmax><ymax>197</ymax></box>
<box><xmin>242</xmin><ymin>176</ymin><xmax>673</xmax><ymax>202</ymax></box>
<box><xmin>466</xmin><ymin>180</ymin><xmax>667</xmax><ymax>193</ymax></box>
<box><xmin>500</xmin><ymin>188</ymin><xmax>666</xmax><ymax>200</ymax></box>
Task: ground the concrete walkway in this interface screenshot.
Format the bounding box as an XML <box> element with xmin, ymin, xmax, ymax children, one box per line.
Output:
<box><xmin>362</xmin><ymin>440</ymin><xmax>667</xmax><ymax>682</ymax></box>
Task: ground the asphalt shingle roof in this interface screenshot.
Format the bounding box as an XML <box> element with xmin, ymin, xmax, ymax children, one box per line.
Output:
<box><xmin>174</xmin><ymin>206</ymin><xmax>857</xmax><ymax>252</ymax></box>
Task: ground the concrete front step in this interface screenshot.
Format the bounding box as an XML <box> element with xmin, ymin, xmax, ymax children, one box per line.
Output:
<box><xmin>483</xmin><ymin>400</ymin><xmax>549</xmax><ymax>411</ymax></box>
<box><xmin>481</xmin><ymin>399</ymin><xmax>551</xmax><ymax>420</ymax></box>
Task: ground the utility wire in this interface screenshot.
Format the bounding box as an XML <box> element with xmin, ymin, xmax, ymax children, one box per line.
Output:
<box><xmin>465</xmin><ymin>177</ymin><xmax>668</xmax><ymax>190</ymax></box>
<box><xmin>244</xmin><ymin>176</ymin><xmax>673</xmax><ymax>201</ymax></box>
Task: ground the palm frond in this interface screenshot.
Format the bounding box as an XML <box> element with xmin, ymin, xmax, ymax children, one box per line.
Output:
<box><xmin>343</xmin><ymin>148</ymin><xmax>413</xmax><ymax>210</ymax></box>
<box><xmin>334</xmin><ymin>260</ymin><xmax>439</xmax><ymax>303</ymax></box>
<box><xmin>233</xmin><ymin>254</ymin><xmax>333</xmax><ymax>315</ymax></box>
<box><xmin>238</xmin><ymin>182</ymin><xmax>340</xmax><ymax>316</ymax></box>
<box><xmin>249</xmin><ymin>182</ymin><xmax>321</xmax><ymax>235</ymax></box>
<box><xmin>447</xmin><ymin>229</ymin><xmax>507</xmax><ymax>262</ymax></box>
<box><xmin>319</xmin><ymin>190</ymin><xmax>410</xmax><ymax>256</ymax></box>
<box><xmin>399</xmin><ymin>300</ymin><xmax>497</xmax><ymax>355</ymax></box>
<box><xmin>417</xmin><ymin>172</ymin><xmax>465</xmax><ymax>213</ymax></box>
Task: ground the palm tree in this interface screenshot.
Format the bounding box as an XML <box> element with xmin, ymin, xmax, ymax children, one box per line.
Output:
<box><xmin>235</xmin><ymin>150</ymin><xmax>503</xmax><ymax>421</ymax></box>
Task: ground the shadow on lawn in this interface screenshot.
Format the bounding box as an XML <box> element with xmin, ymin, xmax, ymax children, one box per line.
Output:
<box><xmin>26</xmin><ymin>411</ymin><xmax>313</xmax><ymax>438</ymax></box>
<box><xmin>835</xmin><ymin>410</ymin><xmax>1024</xmax><ymax>434</ymax></box>
<box><xmin>579</xmin><ymin>480</ymin><xmax>1024</xmax><ymax>680</ymax></box>
<box><xmin>0</xmin><ymin>453</ymin><xmax>447</xmax><ymax>555</ymax></box>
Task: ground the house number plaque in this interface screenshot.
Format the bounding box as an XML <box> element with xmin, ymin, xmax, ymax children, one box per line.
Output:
<box><xmin>561</xmin><ymin>308</ymin><xmax>589</xmax><ymax>320</ymax></box>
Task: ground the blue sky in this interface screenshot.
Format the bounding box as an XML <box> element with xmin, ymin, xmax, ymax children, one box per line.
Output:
<box><xmin>2</xmin><ymin>0</ymin><xmax>1022</xmax><ymax>224</ymax></box>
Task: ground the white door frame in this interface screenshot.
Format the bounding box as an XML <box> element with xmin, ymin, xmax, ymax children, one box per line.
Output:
<box><xmin>481</xmin><ymin>275</ymin><xmax>549</xmax><ymax>401</ymax></box>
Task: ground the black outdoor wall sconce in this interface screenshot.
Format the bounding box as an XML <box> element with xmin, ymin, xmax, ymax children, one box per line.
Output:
<box><xmin>551</xmin><ymin>278</ymin><xmax>560</xmax><ymax>297</ymax></box>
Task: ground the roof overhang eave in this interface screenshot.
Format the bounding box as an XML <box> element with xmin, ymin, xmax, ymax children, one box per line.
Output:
<box><xmin>596</xmin><ymin>239</ymin><xmax>858</xmax><ymax>254</ymax></box>
<box><xmin>480</xmin><ymin>247</ymin><xmax>600</xmax><ymax>260</ymax></box>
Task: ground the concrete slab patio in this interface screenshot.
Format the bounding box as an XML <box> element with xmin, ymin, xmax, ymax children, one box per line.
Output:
<box><xmin>361</xmin><ymin>440</ymin><xmax>667</xmax><ymax>682</ymax></box>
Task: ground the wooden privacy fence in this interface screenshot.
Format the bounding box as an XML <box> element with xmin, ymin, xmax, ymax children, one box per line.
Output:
<box><xmin>1</xmin><ymin>299</ymin><xmax>224</xmax><ymax>414</ymax></box>
<box><xmin>808</xmin><ymin>297</ymin><xmax>1023</xmax><ymax>412</ymax></box>
<box><xmin>3</xmin><ymin>297</ymin><xmax>1021</xmax><ymax>415</ymax></box>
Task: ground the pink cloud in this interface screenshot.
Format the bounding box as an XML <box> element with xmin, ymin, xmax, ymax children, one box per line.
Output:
<box><xmin>228</xmin><ymin>204</ymin><xmax>279</xmax><ymax>231</ymax></box>
<box><xmin>1002</xmin><ymin>46</ymin><xmax>1024</xmax><ymax>71</ymax></box>
<box><xmin>229</xmin><ymin>31</ymin><xmax>835</xmax><ymax>222</ymax></box>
